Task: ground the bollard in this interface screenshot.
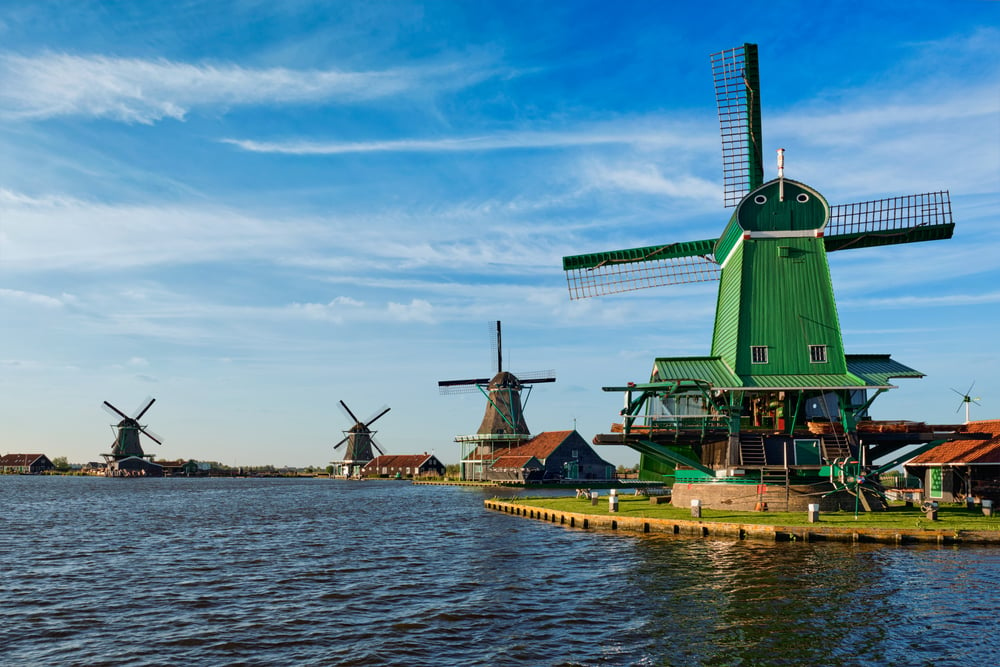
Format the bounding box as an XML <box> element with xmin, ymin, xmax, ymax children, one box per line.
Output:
<box><xmin>984</xmin><ymin>499</ymin><xmax>994</xmax><ymax>517</ymax></box>
<box><xmin>807</xmin><ymin>503</ymin><xmax>820</xmax><ymax>523</ymax></box>
<box><xmin>609</xmin><ymin>489</ymin><xmax>619</xmax><ymax>512</ymax></box>
<box><xmin>691</xmin><ymin>498</ymin><xmax>702</xmax><ymax>518</ymax></box>
<box><xmin>590</xmin><ymin>491</ymin><xmax>599</xmax><ymax>506</ymax></box>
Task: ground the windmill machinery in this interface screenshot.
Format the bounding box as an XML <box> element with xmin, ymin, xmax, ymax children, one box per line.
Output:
<box><xmin>332</xmin><ymin>400</ymin><xmax>390</xmax><ymax>477</ymax></box>
<box><xmin>438</xmin><ymin>321</ymin><xmax>556</xmax><ymax>480</ymax></box>
<box><xmin>102</xmin><ymin>397</ymin><xmax>163</xmax><ymax>473</ymax></box>
<box><xmin>561</xmin><ymin>44</ymin><xmax>955</xmax><ymax>505</ymax></box>
<box><xmin>952</xmin><ymin>382</ymin><xmax>982</xmax><ymax>423</ymax></box>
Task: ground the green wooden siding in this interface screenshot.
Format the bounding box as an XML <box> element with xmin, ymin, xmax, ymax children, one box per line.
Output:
<box><xmin>710</xmin><ymin>179</ymin><xmax>847</xmax><ymax>379</ymax></box>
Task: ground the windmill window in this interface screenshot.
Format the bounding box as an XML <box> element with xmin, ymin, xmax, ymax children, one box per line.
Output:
<box><xmin>796</xmin><ymin>193</ymin><xmax>810</xmax><ymax>203</ymax></box>
<box><xmin>751</xmin><ymin>346</ymin><xmax>768</xmax><ymax>364</ymax></box>
<box><xmin>810</xmin><ymin>345</ymin><xmax>828</xmax><ymax>363</ymax></box>
<box><xmin>754</xmin><ymin>194</ymin><xmax>767</xmax><ymax>204</ymax></box>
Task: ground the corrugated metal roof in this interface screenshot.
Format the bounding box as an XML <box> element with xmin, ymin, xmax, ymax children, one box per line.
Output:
<box><xmin>653</xmin><ymin>357</ymin><xmax>740</xmax><ymax>387</ymax></box>
<box><xmin>651</xmin><ymin>357</ymin><xmax>882</xmax><ymax>390</ymax></box>
<box><xmin>740</xmin><ymin>373</ymin><xmax>868</xmax><ymax>389</ymax></box>
<box><xmin>846</xmin><ymin>354</ymin><xmax>923</xmax><ymax>386</ymax></box>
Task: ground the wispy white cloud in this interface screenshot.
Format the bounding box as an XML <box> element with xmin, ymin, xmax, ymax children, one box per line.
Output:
<box><xmin>221</xmin><ymin>121</ymin><xmax>709</xmax><ymax>155</ymax></box>
<box><xmin>581</xmin><ymin>160</ymin><xmax>719</xmax><ymax>199</ymax></box>
<box><xmin>846</xmin><ymin>291</ymin><xmax>1000</xmax><ymax>310</ymax></box>
<box><xmin>0</xmin><ymin>287</ymin><xmax>66</xmax><ymax>307</ymax></box>
<box><xmin>0</xmin><ymin>188</ymin><xmax>322</xmax><ymax>270</ymax></box>
<box><xmin>0</xmin><ymin>52</ymin><xmax>498</xmax><ymax>123</ymax></box>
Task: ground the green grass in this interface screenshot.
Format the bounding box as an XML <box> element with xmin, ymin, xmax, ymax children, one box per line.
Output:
<box><xmin>500</xmin><ymin>496</ymin><xmax>1000</xmax><ymax>532</ymax></box>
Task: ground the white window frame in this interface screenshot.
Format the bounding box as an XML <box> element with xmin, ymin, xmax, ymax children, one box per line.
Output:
<box><xmin>809</xmin><ymin>344</ymin><xmax>828</xmax><ymax>363</ymax></box>
<box><xmin>751</xmin><ymin>346</ymin><xmax>768</xmax><ymax>364</ymax></box>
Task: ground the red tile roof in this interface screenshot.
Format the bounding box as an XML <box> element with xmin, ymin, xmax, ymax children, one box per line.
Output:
<box><xmin>506</xmin><ymin>430</ymin><xmax>575</xmax><ymax>459</ymax></box>
<box><xmin>0</xmin><ymin>454</ymin><xmax>47</xmax><ymax>466</ymax></box>
<box><xmin>364</xmin><ymin>454</ymin><xmax>437</xmax><ymax>469</ymax></box>
<box><xmin>490</xmin><ymin>455</ymin><xmax>541</xmax><ymax>470</ymax></box>
<box><xmin>908</xmin><ymin>420</ymin><xmax>1000</xmax><ymax>465</ymax></box>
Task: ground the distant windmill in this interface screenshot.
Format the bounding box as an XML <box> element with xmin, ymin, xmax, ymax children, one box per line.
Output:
<box><xmin>332</xmin><ymin>401</ymin><xmax>390</xmax><ymax>477</ymax></box>
<box><xmin>952</xmin><ymin>382</ymin><xmax>982</xmax><ymax>423</ymax></box>
<box><xmin>439</xmin><ymin>321</ymin><xmax>555</xmax><ymax>480</ymax></box>
<box><xmin>102</xmin><ymin>397</ymin><xmax>163</xmax><ymax>475</ymax></box>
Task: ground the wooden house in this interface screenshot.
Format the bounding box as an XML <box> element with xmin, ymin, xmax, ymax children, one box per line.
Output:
<box><xmin>0</xmin><ymin>454</ymin><xmax>54</xmax><ymax>474</ymax></box>
<box><xmin>363</xmin><ymin>453</ymin><xmax>446</xmax><ymax>478</ymax></box>
<box><xmin>497</xmin><ymin>430</ymin><xmax>615</xmax><ymax>482</ymax></box>
<box><xmin>904</xmin><ymin>420</ymin><xmax>1000</xmax><ymax>502</ymax></box>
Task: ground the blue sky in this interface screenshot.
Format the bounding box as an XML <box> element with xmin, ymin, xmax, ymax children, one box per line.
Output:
<box><xmin>1</xmin><ymin>1</ymin><xmax>998</xmax><ymax>468</ymax></box>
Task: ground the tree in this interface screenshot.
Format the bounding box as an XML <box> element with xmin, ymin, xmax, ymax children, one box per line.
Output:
<box><xmin>51</xmin><ymin>456</ymin><xmax>70</xmax><ymax>472</ymax></box>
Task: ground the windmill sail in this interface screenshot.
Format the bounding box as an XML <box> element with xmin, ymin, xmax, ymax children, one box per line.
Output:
<box><xmin>711</xmin><ymin>43</ymin><xmax>763</xmax><ymax>207</ymax></box>
<box><xmin>562</xmin><ymin>239</ymin><xmax>720</xmax><ymax>299</ymax></box>
<box><xmin>824</xmin><ymin>191</ymin><xmax>954</xmax><ymax>252</ymax></box>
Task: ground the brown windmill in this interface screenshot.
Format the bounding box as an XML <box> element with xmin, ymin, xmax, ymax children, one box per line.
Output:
<box><xmin>439</xmin><ymin>321</ymin><xmax>555</xmax><ymax>480</ymax></box>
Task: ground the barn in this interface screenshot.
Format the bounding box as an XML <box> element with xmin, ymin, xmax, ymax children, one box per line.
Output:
<box><xmin>0</xmin><ymin>454</ymin><xmax>54</xmax><ymax>474</ymax></box>
<box><xmin>364</xmin><ymin>453</ymin><xmax>446</xmax><ymax>478</ymax></box>
<box><xmin>904</xmin><ymin>420</ymin><xmax>1000</xmax><ymax>503</ymax></box>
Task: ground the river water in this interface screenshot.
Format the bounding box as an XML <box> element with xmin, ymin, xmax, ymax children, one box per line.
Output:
<box><xmin>2</xmin><ymin>476</ymin><xmax>998</xmax><ymax>666</ymax></box>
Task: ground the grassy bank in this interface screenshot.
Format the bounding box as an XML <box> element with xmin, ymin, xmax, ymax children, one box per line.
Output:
<box><xmin>501</xmin><ymin>495</ymin><xmax>1000</xmax><ymax>532</ymax></box>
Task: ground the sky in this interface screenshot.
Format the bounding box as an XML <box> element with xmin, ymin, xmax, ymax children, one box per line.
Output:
<box><xmin>1</xmin><ymin>1</ymin><xmax>998</xmax><ymax>468</ymax></box>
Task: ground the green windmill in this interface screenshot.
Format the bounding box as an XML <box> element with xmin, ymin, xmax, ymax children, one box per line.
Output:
<box><xmin>563</xmin><ymin>44</ymin><xmax>956</xmax><ymax>510</ymax></box>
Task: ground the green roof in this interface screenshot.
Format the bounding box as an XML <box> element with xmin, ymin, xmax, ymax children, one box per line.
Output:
<box><xmin>845</xmin><ymin>354</ymin><xmax>923</xmax><ymax>386</ymax></box>
<box><xmin>647</xmin><ymin>354</ymin><xmax>915</xmax><ymax>391</ymax></box>
<box><xmin>652</xmin><ymin>357</ymin><xmax>740</xmax><ymax>387</ymax></box>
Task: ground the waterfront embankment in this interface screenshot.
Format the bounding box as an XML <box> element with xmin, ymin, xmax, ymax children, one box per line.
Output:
<box><xmin>485</xmin><ymin>496</ymin><xmax>1000</xmax><ymax>545</ymax></box>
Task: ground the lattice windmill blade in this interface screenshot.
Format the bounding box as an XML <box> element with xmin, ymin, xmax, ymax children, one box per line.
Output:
<box><xmin>333</xmin><ymin>435</ymin><xmax>349</xmax><ymax>450</ymax></box>
<box><xmin>103</xmin><ymin>400</ymin><xmax>130</xmax><ymax>422</ymax></box>
<box><xmin>562</xmin><ymin>238</ymin><xmax>720</xmax><ymax>299</ymax></box>
<box><xmin>711</xmin><ymin>43</ymin><xmax>764</xmax><ymax>208</ymax></box>
<box><xmin>370</xmin><ymin>435</ymin><xmax>387</xmax><ymax>456</ymax></box>
<box><xmin>364</xmin><ymin>405</ymin><xmax>391</xmax><ymax>428</ymax></box>
<box><xmin>437</xmin><ymin>381</ymin><xmax>488</xmax><ymax>395</ymax></box>
<box><xmin>514</xmin><ymin>370</ymin><xmax>557</xmax><ymax>384</ymax></box>
<box><xmin>489</xmin><ymin>320</ymin><xmax>502</xmax><ymax>373</ymax></box>
<box><xmin>824</xmin><ymin>192</ymin><xmax>954</xmax><ymax>252</ymax></box>
<box><xmin>132</xmin><ymin>396</ymin><xmax>156</xmax><ymax>421</ymax></box>
<box><xmin>338</xmin><ymin>400</ymin><xmax>361</xmax><ymax>425</ymax></box>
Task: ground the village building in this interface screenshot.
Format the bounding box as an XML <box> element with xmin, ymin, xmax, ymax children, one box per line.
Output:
<box><xmin>0</xmin><ymin>454</ymin><xmax>54</xmax><ymax>474</ymax></box>
<box><xmin>105</xmin><ymin>456</ymin><xmax>164</xmax><ymax>477</ymax></box>
<box><xmin>466</xmin><ymin>430</ymin><xmax>615</xmax><ymax>483</ymax></box>
<box><xmin>363</xmin><ymin>453</ymin><xmax>446</xmax><ymax>479</ymax></box>
<box><xmin>904</xmin><ymin>420</ymin><xmax>1000</xmax><ymax>503</ymax></box>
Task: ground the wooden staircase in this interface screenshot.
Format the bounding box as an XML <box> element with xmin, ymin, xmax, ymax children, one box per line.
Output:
<box><xmin>739</xmin><ymin>434</ymin><xmax>767</xmax><ymax>466</ymax></box>
<box><xmin>821</xmin><ymin>432</ymin><xmax>853</xmax><ymax>462</ymax></box>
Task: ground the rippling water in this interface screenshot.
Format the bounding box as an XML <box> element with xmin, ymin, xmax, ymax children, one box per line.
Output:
<box><xmin>2</xmin><ymin>476</ymin><xmax>999</xmax><ymax>666</ymax></box>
